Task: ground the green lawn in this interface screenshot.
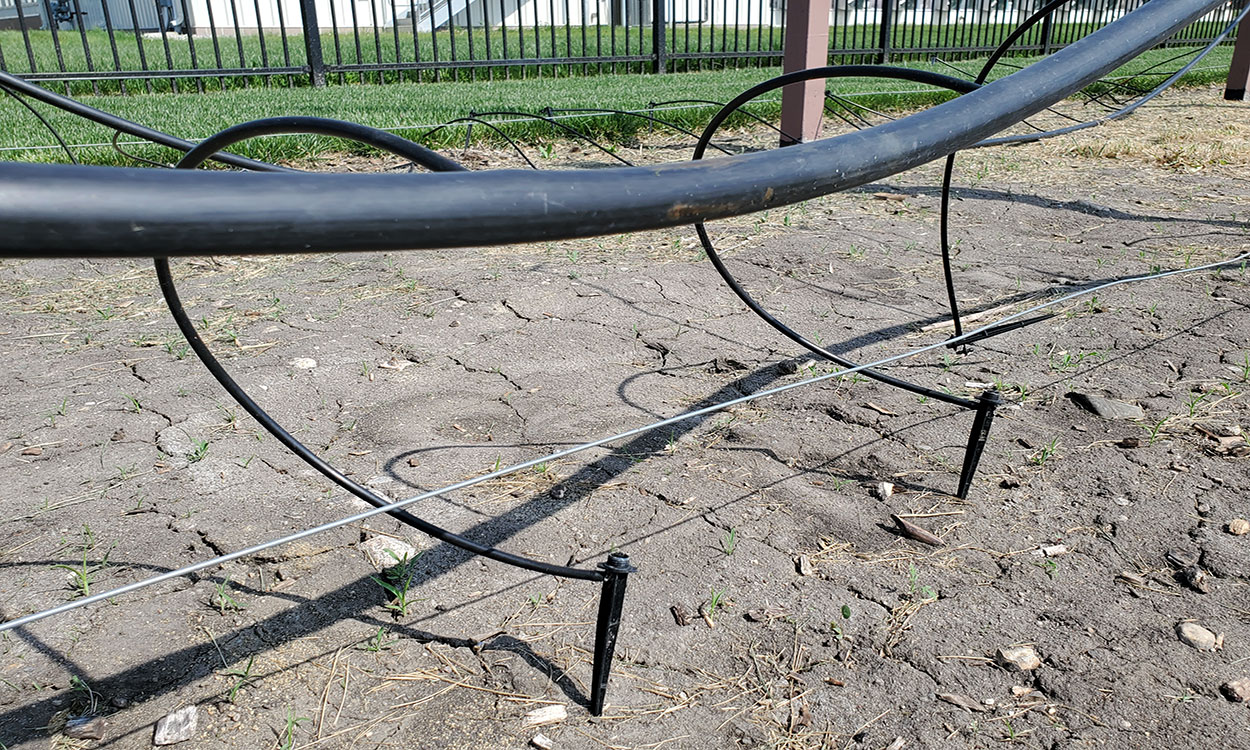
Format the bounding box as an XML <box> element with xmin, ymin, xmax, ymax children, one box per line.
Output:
<box><xmin>0</xmin><ymin>44</ymin><xmax>1234</xmax><ymax>165</ymax></box>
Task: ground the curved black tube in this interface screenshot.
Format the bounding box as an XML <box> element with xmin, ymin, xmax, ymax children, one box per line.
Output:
<box><xmin>0</xmin><ymin>69</ymin><xmax>291</xmax><ymax>172</ymax></box>
<box><xmin>0</xmin><ymin>0</ymin><xmax>1225</xmax><ymax>257</ymax></box>
<box><xmin>468</xmin><ymin>110</ymin><xmax>635</xmax><ymax>166</ymax></box>
<box><xmin>649</xmin><ymin>98</ymin><xmax>790</xmax><ymax>138</ymax></box>
<box><xmin>935</xmin><ymin>0</ymin><xmax>1249</xmax><ymax>339</ymax></box>
<box><xmin>154</xmin><ymin>260</ymin><xmax>603</xmax><ymax>582</ymax></box>
<box><xmin>0</xmin><ymin>84</ymin><xmax>77</xmax><ymax>164</ymax></box>
<box><xmin>159</xmin><ymin>123</ymin><xmax>601</xmax><ymax>583</ymax></box>
<box><xmin>177</xmin><ymin>116</ymin><xmax>469</xmax><ymax>173</ymax></box>
<box><xmin>418</xmin><ymin>116</ymin><xmax>539</xmax><ymax>169</ymax></box>
<box><xmin>692</xmin><ymin>66</ymin><xmax>980</xmax><ymax>409</ymax></box>
<box><xmin>546</xmin><ymin>107</ymin><xmax>735</xmax><ymax>156</ymax></box>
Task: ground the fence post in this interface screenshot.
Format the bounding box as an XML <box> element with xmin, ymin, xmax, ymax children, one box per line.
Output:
<box><xmin>876</xmin><ymin>0</ymin><xmax>893</xmax><ymax>64</ymax></box>
<box><xmin>1226</xmin><ymin>12</ymin><xmax>1250</xmax><ymax>100</ymax></box>
<box><xmin>779</xmin><ymin>0</ymin><xmax>832</xmax><ymax>145</ymax></box>
<box><xmin>1040</xmin><ymin>7</ymin><xmax>1054</xmax><ymax>54</ymax></box>
<box><xmin>652</xmin><ymin>0</ymin><xmax>667</xmax><ymax>73</ymax></box>
<box><xmin>300</xmin><ymin>0</ymin><xmax>327</xmax><ymax>86</ymax></box>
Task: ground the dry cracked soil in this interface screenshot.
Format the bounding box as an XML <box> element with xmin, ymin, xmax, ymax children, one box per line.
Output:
<box><xmin>0</xmin><ymin>83</ymin><xmax>1248</xmax><ymax>750</ymax></box>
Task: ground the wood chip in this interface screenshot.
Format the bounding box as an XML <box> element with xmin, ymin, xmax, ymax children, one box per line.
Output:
<box><xmin>873</xmin><ymin>192</ymin><xmax>906</xmax><ymax>202</ymax></box>
<box><xmin>890</xmin><ymin>514</ymin><xmax>944</xmax><ymax>547</ymax></box>
<box><xmin>937</xmin><ymin>693</ymin><xmax>989</xmax><ymax>713</ymax></box>
<box><xmin>530</xmin><ymin>733</ymin><xmax>554</xmax><ymax>750</ymax></box>
<box><xmin>521</xmin><ymin>705</ymin><xmax>567</xmax><ymax>728</ymax></box>
<box><xmin>20</xmin><ymin>446</ymin><xmax>42</xmax><ymax>456</ymax></box>
<box><xmin>863</xmin><ymin>401</ymin><xmax>898</xmax><ymax>416</ymax></box>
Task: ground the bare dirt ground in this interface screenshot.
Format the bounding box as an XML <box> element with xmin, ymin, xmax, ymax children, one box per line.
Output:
<box><xmin>0</xmin><ymin>83</ymin><xmax>1247</xmax><ymax>750</ymax></box>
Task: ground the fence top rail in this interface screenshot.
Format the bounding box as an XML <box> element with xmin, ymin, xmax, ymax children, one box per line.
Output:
<box><xmin>0</xmin><ymin>0</ymin><xmax>1227</xmax><ymax>259</ymax></box>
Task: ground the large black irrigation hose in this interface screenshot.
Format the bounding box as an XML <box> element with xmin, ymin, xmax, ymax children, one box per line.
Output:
<box><xmin>156</xmin><ymin>116</ymin><xmax>605</xmax><ymax>584</ymax></box>
<box><xmin>0</xmin><ymin>0</ymin><xmax>1226</xmax><ymax>257</ymax></box>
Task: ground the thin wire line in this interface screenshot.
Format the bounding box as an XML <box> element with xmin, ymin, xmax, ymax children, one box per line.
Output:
<box><xmin>4</xmin><ymin>248</ymin><xmax>1246</xmax><ymax>633</ymax></box>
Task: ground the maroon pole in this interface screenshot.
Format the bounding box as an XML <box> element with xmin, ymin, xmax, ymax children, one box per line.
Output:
<box><xmin>780</xmin><ymin>0</ymin><xmax>834</xmax><ymax>145</ymax></box>
<box><xmin>1226</xmin><ymin>16</ymin><xmax>1250</xmax><ymax>100</ymax></box>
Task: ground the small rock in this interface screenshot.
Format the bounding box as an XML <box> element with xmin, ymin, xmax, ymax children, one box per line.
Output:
<box><xmin>1165</xmin><ymin>549</ymin><xmax>1199</xmax><ymax>569</ymax></box>
<box><xmin>872</xmin><ymin>481</ymin><xmax>894</xmax><ymax>501</ymax></box>
<box><xmin>1065</xmin><ymin>392</ymin><xmax>1144</xmax><ymax>420</ymax></box>
<box><xmin>795</xmin><ymin>555</ymin><xmax>815</xmax><ymax>577</ymax></box>
<box><xmin>1220</xmin><ymin>678</ymin><xmax>1250</xmax><ymax>702</ymax></box>
<box><xmin>64</xmin><ymin>716</ymin><xmax>106</xmax><ymax>741</ymax></box>
<box><xmin>1179</xmin><ymin>567</ymin><xmax>1211</xmax><ymax>594</ymax></box>
<box><xmin>1041</xmin><ymin>544</ymin><xmax>1068</xmax><ymax>557</ymax></box>
<box><xmin>20</xmin><ymin>446</ymin><xmax>43</xmax><ymax>456</ymax></box>
<box><xmin>670</xmin><ymin>603</ymin><xmax>694</xmax><ymax>626</ymax></box>
<box><xmin>1119</xmin><ymin>720</ymin><xmax>1132</xmax><ymax>730</ymax></box>
<box><xmin>1116</xmin><ymin>437</ymin><xmax>1140</xmax><ymax>449</ymax></box>
<box><xmin>153</xmin><ymin>706</ymin><xmax>198</xmax><ymax>745</ymax></box>
<box><xmin>287</xmin><ymin>357</ymin><xmax>317</xmax><ymax>370</ymax></box>
<box><xmin>1176</xmin><ymin>621</ymin><xmax>1218</xmax><ymax>651</ymax></box>
<box><xmin>360</xmin><ymin>536</ymin><xmax>419</xmax><ymax>570</ymax></box>
<box><xmin>109</xmin><ymin>696</ymin><xmax>129</xmax><ymax>709</ymax></box>
<box><xmin>531</xmin><ymin>733</ymin><xmax>554</xmax><ymax>750</ymax></box>
<box><xmin>407</xmin><ymin>456</ymin><xmax>420</xmax><ymax>467</ymax></box>
<box><xmin>995</xmin><ymin>645</ymin><xmax>1041</xmax><ymax>671</ymax></box>
<box><xmin>521</xmin><ymin>704</ymin><xmax>567</xmax><ymax>728</ymax></box>
<box><xmin>1228</xmin><ymin>519</ymin><xmax>1250</xmax><ymax>536</ymax></box>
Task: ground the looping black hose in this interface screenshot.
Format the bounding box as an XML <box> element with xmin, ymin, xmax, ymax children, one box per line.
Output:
<box><xmin>176</xmin><ymin>116</ymin><xmax>469</xmax><ymax>173</ymax></box>
<box><xmin>693</xmin><ymin>65</ymin><xmax>982</xmax><ymax>410</ymax></box>
<box><xmin>158</xmin><ymin>119</ymin><xmax>604</xmax><ymax>583</ymax></box>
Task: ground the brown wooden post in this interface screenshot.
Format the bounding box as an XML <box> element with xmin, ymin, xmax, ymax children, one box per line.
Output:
<box><xmin>1226</xmin><ymin>15</ymin><xmax>1250</xmax><ymax>100</ymax></box>
<box><xmin>780</xmin><ymin>0</ymin><xmax>834</xmax><ymax>145</ymax></box>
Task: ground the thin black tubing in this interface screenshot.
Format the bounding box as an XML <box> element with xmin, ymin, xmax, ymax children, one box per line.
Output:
<box><xmin>648</xmin><ymin>98</ymin><xmax>789</xmax><ymax>137</ymax></box>
<box><xmin>544</xmin><ymin>106</ymin><xmax>735</xmax><ymax>155</ymax></box>
<box><xmin>155</xmin><ymin>259</ymin><xmax>602</xmax><ymax>583</ymax></box>
<box><xmin>112</xmin><ymin>128</ymin><xmax>168</xmax><ymax>168</ymax></box>
<box><xmin>468</xmin><ymin>109</ymin><xmax>635</xmax><ymax>165</ymax></box>
<box><xmin>0</xmin><ymin>84</ymin><xmax>77</xmax><ymax>165</ymax></box>
<box><xmin>0</xmin><ymin>70</ymin><xmax>289</xmax><ymax>172</ymax></box>
<box><xmin>158</xmin><ymin>125</ymin><xmax>603</xmax><ymax>584</ymax></box>
<box><xmin>936</xmin><ymin>0</ymin><xmax>1250</xmax><ymax>338</ymax></box>
<box><xmin>179</xmin><ymin>116</ymin><xmax>468</xmax><ymax>174</ymax></box>
<box><xmin>692</xmin><ymin>66</ymin><xmax>981</xmax><ymax>410</ymax></box>
<box><xmin>417</xmin><ymin>116</ymin><xmax>539</xmax><ymax>168</ymax></box>
<box><xmin>943</xmin><ymin>0</ymin><xmax>1125</xmax><ymax>341</ymax></box>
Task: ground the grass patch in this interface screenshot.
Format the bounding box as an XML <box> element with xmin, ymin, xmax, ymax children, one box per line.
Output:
<box><xmin>0</xmin><ymin>44</ymin><xmax>1233</xmax><ymax>165</ymax></box>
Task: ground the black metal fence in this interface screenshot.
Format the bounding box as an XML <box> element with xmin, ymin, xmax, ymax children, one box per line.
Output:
<box><xmin>0</xmin><ymin>0</ymin><xmax>1241</xmax><ymax>91</ymax></box>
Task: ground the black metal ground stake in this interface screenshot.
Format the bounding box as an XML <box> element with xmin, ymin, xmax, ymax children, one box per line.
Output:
<box><xmin>956</xmin><ymin>389</ymin><xmax>1003</xmax><ymax>499</ymax></box>
<box><xmin>590</xmin><ymin>552</ymin><xmax>636</xmax><ymax>715</ymax></box>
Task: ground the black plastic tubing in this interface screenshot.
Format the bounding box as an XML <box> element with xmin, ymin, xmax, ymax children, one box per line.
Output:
<box><xmin>0</xmin><ymin>0</ymin><xmax>1225</xmax><ymax>258</ymax></box>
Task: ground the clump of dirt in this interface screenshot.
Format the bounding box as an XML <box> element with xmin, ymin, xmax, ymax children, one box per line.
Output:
<box><xmin>0</xmin><ymin>84</ymin><xmax>1246</xmax><ymax>750</ymax></box>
